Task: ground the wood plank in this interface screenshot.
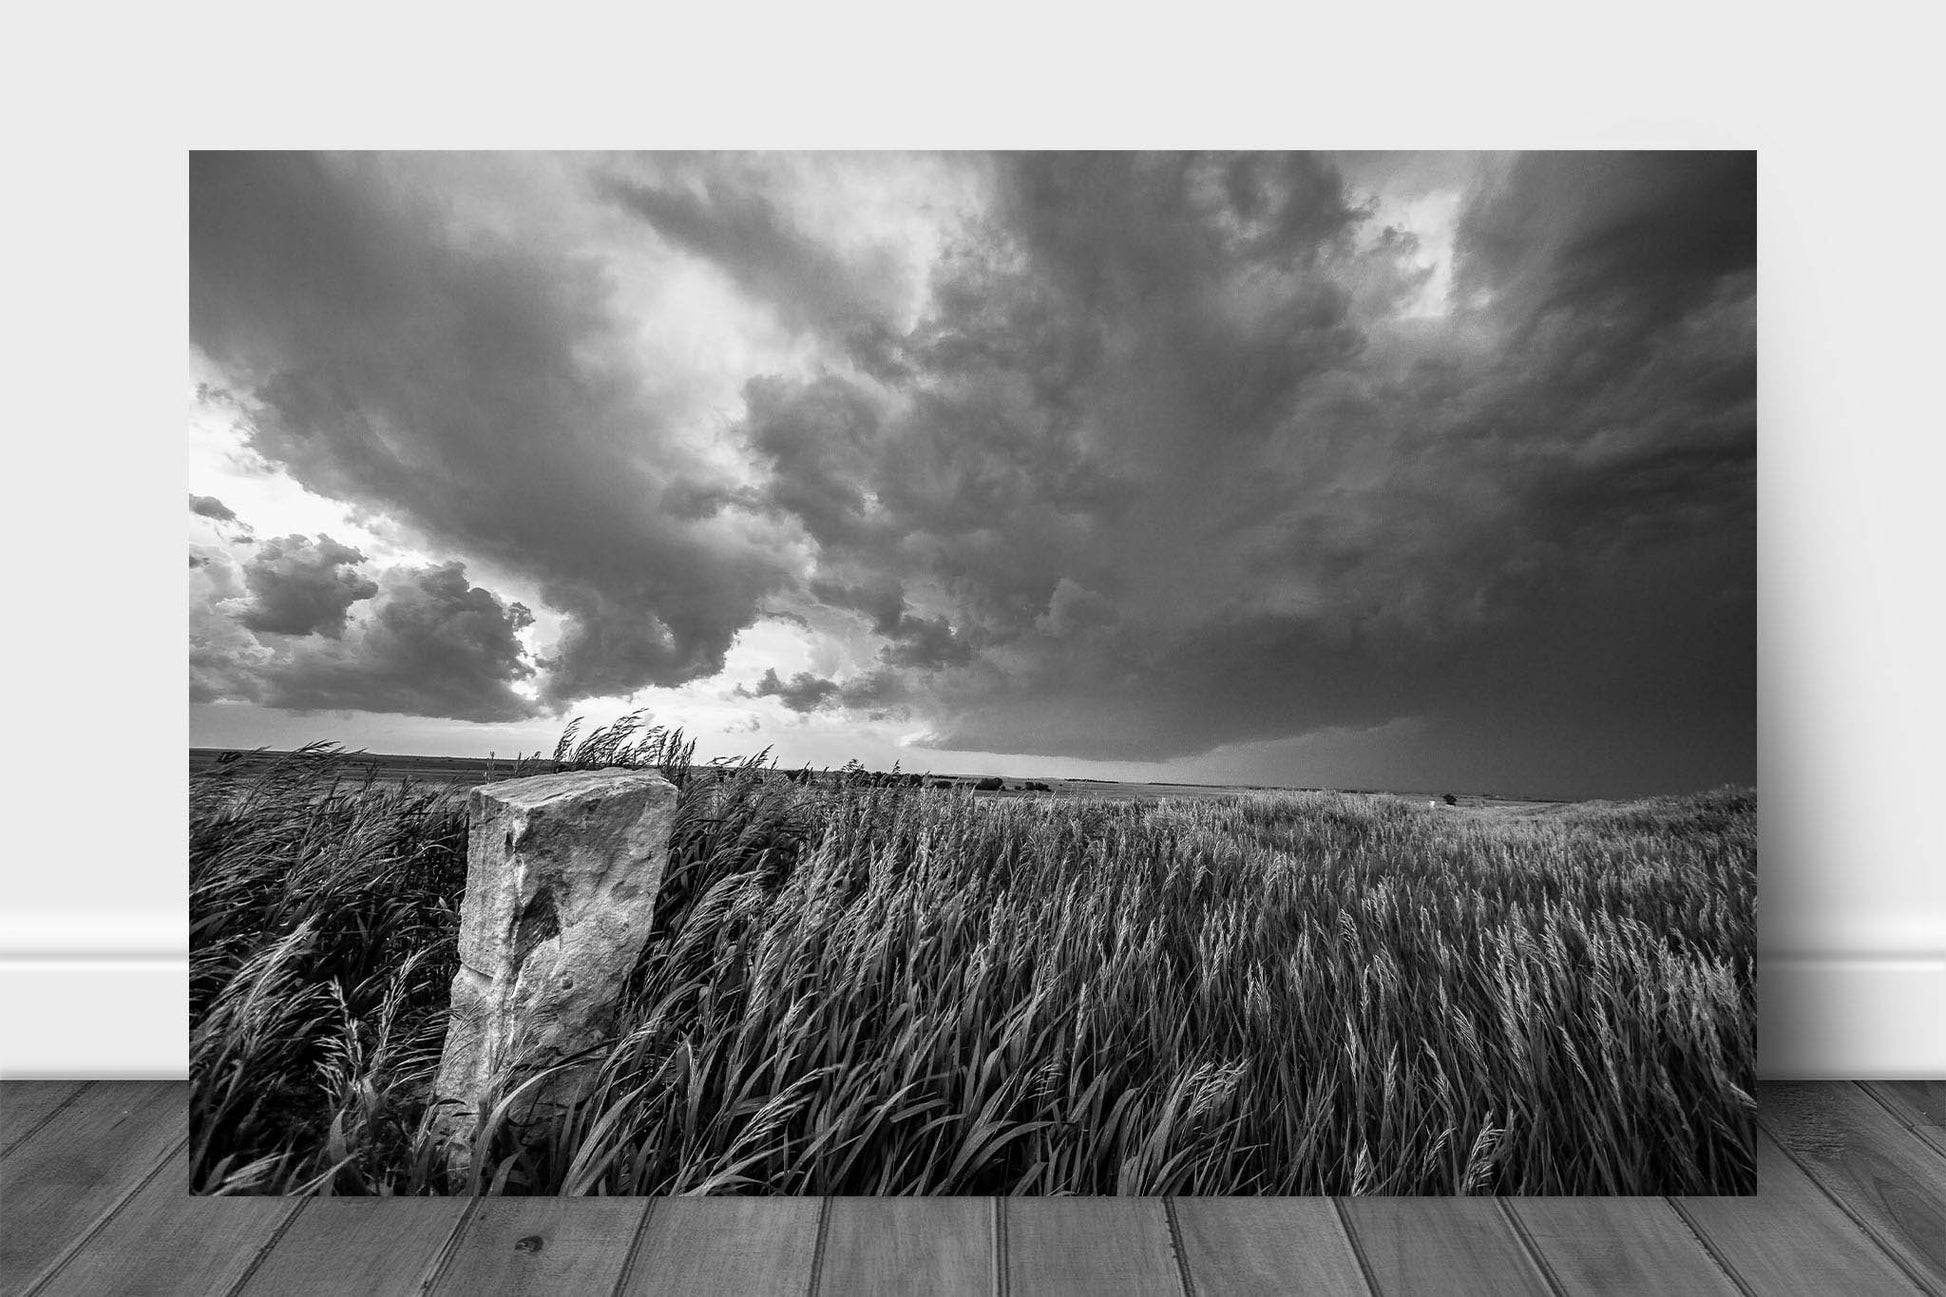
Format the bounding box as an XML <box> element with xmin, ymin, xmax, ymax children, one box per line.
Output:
<box><xmin>0</xmin><ymin>1079</ymin><xmax>184</xmax><ymax>1295</ymax></box>
<box><xmin>1507</xmin><ymin>1197</ymin><xmax>1738</xmax><ymax>1296</ymax></box>
<box><xmin>1171</xmin><ymin>1198</ymin><xmax>1371</xmax><ymax>1296</ymax></box>
<box><xmin>1677</xmin><ymin>1128</ymin><xmax>1926</xmax><ymax>1296</ymax></box>
<box><xmin>429</xmin><ymin>1197</ymin><xmax>650</xmax><ymax>1296</ymax></box>
<box><xmin>1336</xmin><ymin>1199</ymin><xmax>1551</xmax><ymax>1297</ymax></box>
<box><xmin>817</xmin><ymin>1197</ymin><xmax>992</xmax><ymax>1296</ymax></box>
<box><xmin>4</xmin><ymin>1079</ymin><xmax>1940</xmax><ymax>1297</ymax></box>
<box><xmin>34</xmin><ymin>1146</ymin><xmax>298</xmax><ymax>1297</ymax></box>
<box><xmin>0</xmin><ymin>1080</ymin><xmax>89</xmax><ymax>1157</ymax></box>
<box><xmin>238</xmin><ymin>1197</ymin><xmax>474</xmax><ymax>1296</ymax></box>
<box><xmin>619</xmin><ymin>1198</ymin><xmax>822</xmax><ymax>1296</ymax></box>
<box><xmin>1760</xmin><ymin>1080</ymin><xmax>1946</xmax><ymax>1292</ymax></box>
<box><xmin>1005</xmin><ymin>1198</ymin><xmax>1181</xmax><ymax>1297</ymax></box>
<box><xmin>1865</xmin><ymin>1081</ymin><xmax>1946</xmax><ymax>1160</ymax></box>
<box><xmin>1862</xmin><ymin>1080</ymin><xmax>1946</xmax><ymax>1129</ymax></box>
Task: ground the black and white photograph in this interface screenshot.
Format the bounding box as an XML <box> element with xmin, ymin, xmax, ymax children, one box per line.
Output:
<box><xmin>186</xmin><ymin>150</ymin><xmax>1757</xmax><ymax>1197</ymax></box>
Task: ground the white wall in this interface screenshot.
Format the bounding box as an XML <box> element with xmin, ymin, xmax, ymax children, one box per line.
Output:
<box><xmin>0</xmin><ymin>9</ymin><xmax>1940</xmax><ymax>1078</ymax></box>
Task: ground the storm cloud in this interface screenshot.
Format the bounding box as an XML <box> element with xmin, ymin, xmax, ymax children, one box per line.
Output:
<box><xmin>746</xmin><ymin>667</ymin><xmax>842</xmax><ymax>714</ymax></box>
<box><xmin>191</xmin><ymin>152</ymin><xmax>799</xmax><ymax>705</ymax></box>
<box><xmin>600</xmin><ymin>158</ymin><xmax>913</xmax><ymax>373</ymax></box>
<box><xmin>189</xmin><ymin>494</ymin><xmax>238</xmax><ymax>523</ymax></box>
<box><xmin>190</xmin><ymin>492</ymin><xmax>255</xmax><ymax>542</ymax></box>
<box><xmin>237</xmin><ymin>534</ymin><xmax>378</xmax><ymax>638</ymax></box>
<box><xmin>260</xmin><ymin>561</ymin><xmax>538</xmax><ymax>723</ymax></box>
<box><xmin>725</xmin><ymin>152</ymin><xmax>1753</xmax><ymax>785</ymax></box>
<box><xmin>190</xmin><ymin>152</ymin><xmax>1755</xmax><ymax>796</ymax></box>
<box><xmin>191</xmin><ymin>543</ymin><xmax>539</xmax><ymax>723</ymax></box>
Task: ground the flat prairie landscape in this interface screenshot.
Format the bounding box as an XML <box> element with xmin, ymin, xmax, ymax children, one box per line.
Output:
<box><xmin>188</xmin><ymin>723</ymin><xmax>1756</xmax><ymax>1198</ymax></box>
<box><xmin>190</xmin><ymin>747</ymin><xmax>1284</xmax><ymax>801</ymax></box>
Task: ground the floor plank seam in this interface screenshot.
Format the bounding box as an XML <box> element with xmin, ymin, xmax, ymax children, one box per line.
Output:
<box><xmin>20</xmin><ymin>1133</ymin><xmax>187</xmax><ymax>1297</ymax></box>
<box><xmin>0</xmin><ymin>1082</ymin><xmax>91</xmax><ymax>1161</ymax></box>
<box><xmin>1161</xmin><ymin>1197</ymin><xmax>1196</xmax><ymax>1297</ymax></box>
<box><xmin>1664</xmin><ymin>1196</ymin><xmax>1758</xmax><ymax>1297</ymax></box>
<box><xmin>416</xmin><ymin>1194</ymin><xmax>486</xmax><ymax>1295</ymax></box>
<box><xmin>1496</xmin><ymin>1198</ymin><xmax>1568</xmax><ymax>1297</ymax></box>
<box><xmin>1860</xmin><ymin>1083</ymin><xmax>1946</xmax><ymax>1169</ymax></box>
<box><xmin>220</xmin><ymin>1195</ymin><xmax>310</xmax><ymax>1297</ymax></box>
<box><xmin>1758</xmin><ymin>1117</ymin><xmax>1939</xmax><ymax>1297</ymax></box>
<box><xmin>996</xmin><ymin>1191</ymin><xmax>1011</xmax><ymax>1293</ymax></box>
<box><xmin>1855</xmin><ymin>1080</ymin><xmax>1924</xmax><ymax>1132</ymax></box>
<box><xmin>992</xmin><ymin>1196</ymin><xmax>1009</xmax><ymax>1297</ymax></box>
<box><xmin>1328</xmin><ymin>1198</ymin><xmax>1382</xmax><ymax>1297</ymax></box>
<box><xmin>608</xmin><ymin>1196</ymin><xmax>657</xmax><ymax>1297</ymax></box>
<box><xmin>804</xmin><ymin>1195</ymin><xmax>833</xmax><ymax>1297</ymax></box>
<box><xmin>1911</xmin><ymin>1132</ymin><xmax>1946</xmax><ymax>1168</ymax></box>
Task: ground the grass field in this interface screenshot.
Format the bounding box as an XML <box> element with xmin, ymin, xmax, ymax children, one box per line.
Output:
<box><xmin>188</xmin><ymin>721</ymin><xmax>1756</xmax><ymax>1196</ymax></box>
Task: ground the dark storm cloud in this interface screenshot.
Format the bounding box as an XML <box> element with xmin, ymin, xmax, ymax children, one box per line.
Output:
<box><xmin>600</xmin><ymin>162</ymin><xmax>909</xmax><ymax>372</ymax></box>
<box><xmin>1434</xmin><ymin>152</ymin><xmax>1758</xmax><ymax>478</ymax></box>
<box><xmin>745</xmin><ymin>667</ymin><xmax>841</xmax><ymax>713</ymax></box>
<box><xmin>1454</xmin><ymin>152</ymin><xmax>1755</xmax><ymax>328</ymax></box>
<box><xmin>740</xmin><ymin>375</ymin><xmax>893</xmax><ymax>549</ymax></box>
<box><xmin>724</xmin><ymin>152</ymin><xmax>1753</xmax><ymax>790</ymax></box>
<box><xmin>808</xmin><ymin>576</ymin><xmax>905</xmax><ymax>636</ymax></box>
<box><xmin>190</xmin><ymin>151</ymin><xmax>1753</xmax><ymax>793</ymax></box>
<box><xmin>727</xmin><ymin>152</ymin><xmax>1390</xmax><ymax>703</ymax></box>
<box><xmin>190</xmin><ymin>492</ymin><xmax>256</xmax><ymax>542</ymax></box>
<box><xmin>190</xmin><ymin>152</ymin><xmax>796</xmax><ymax>709</ymax></box>
<box><xmin>189</xmin><ymin>494</ymin><xmax>238</xmax><ymax>523</ymax></box>
<box><xmin>878</xmin><ymin>613</ymin><xmax>975</xmax><ymax>669</ymax></box>
<box><xmin>259</xmin><ymin>561</ymin><xmax>538</xmax><ymax>723</ymax></box>
<box><xmin>236</xmin><ymin>533</ymin><xmax>379</xmax><ymax>638</ymax></box>
<box><xmin>1034</xmin><ymin>578</ymin><xmax>1116</xmax><ymax>639</ymax></box>
<box><xmin>191</xmin><ymin>542</ymin><xmax>540</xmax><ymax>723</ymax></box>
<box><xmin>739</xmin><ymin>664</ymin><xmax>913</xmax><ymax>720</ymax></box>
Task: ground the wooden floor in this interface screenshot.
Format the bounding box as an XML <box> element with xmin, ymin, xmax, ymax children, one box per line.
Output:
<box><xmin>2</xmin><ymin>1082</ymin><xmax>1940</xmax><ymax>1295</ymax></box>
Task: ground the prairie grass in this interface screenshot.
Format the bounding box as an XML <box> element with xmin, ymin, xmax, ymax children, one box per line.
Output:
<box><xmin>189</xmin><ymin>722</ymin><xmax>1755</xmax><ymax>1195</ymax></box>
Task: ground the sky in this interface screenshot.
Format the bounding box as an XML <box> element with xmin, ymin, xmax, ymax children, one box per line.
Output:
<box><xmin>188</xmin><ymin>151</ymin><xmax>1755</xmax><ymax>799</ymax></box>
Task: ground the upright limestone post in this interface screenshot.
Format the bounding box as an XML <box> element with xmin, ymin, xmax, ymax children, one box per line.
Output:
<box><xmin>430</xmin><ymin>768</ymin><xmax>677</xmax><ymax>1182</ymax></box>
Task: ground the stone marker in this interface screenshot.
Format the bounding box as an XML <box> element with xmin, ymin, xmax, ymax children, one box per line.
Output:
<box><xmin>430</xmin><ymin>767</ymin><xmax>677</xmax><ymax>1182</ymax></box>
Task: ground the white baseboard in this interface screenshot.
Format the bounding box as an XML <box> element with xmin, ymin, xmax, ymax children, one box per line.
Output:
<box><xmin>1</xmin><ymin>959</ymin><xmax>188</xmax><ymax>1078</ymax></box>
<box><xmin>0</xmin><ymin>913</ymin><xmax>187</xmax><ymax>1077</ymax></box>
<box><xmin>0</xmin><ymin>913</ymin><xmax>184</xmax><ymax>962</ymax></box>
<box><xmin>2</xmin><ymin>948</ymin><xmax>1938</xmax><ymax>1079</ymax></box>
<box><xmin>1757</xmin><ymin>952</ymin><xmax>1945</xmax><ymax>1079</ymax></box>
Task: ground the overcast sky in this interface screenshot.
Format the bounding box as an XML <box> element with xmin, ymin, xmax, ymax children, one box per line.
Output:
<box><xmin>189</xmin><ymin>151</ymin><xmax>1754</xmax><ymax>798</ymax></box>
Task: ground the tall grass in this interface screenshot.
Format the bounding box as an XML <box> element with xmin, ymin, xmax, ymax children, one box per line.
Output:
<box><xmin>190</xmin><ymin>724</ymin><xmax>1755</xmax><ymax>1195</ymax></box>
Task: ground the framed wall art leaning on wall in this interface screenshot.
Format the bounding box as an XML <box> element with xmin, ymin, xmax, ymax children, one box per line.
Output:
<box><xmin>187</xmin><ymin>149</ymin><xmax>1757</xmax><ymax>1197</ymax></box>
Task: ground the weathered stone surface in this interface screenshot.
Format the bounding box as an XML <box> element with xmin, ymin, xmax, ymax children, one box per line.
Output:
<box><xmin>430</xmin><ymin>768</ymin><xmax>676</xmax><ymax>1178</ymax></box>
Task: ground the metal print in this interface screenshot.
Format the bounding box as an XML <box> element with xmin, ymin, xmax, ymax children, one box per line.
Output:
<box><xmin>188</xmin><ymin>151</ymin><xmax>1756</xmax><ymax>1195</ymax></box>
